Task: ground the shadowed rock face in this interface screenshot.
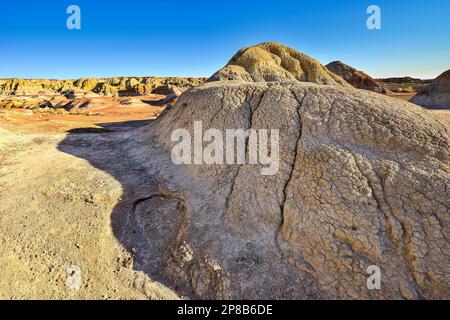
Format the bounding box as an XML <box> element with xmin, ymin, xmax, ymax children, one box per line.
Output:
<box><xmin>208</xmin><ymin>42</ymin><xmax>350</xmax><ymax>87</ymax></box>
<box><xmin>326</xmin><ymin>61</ymin><xmax>389</xmax><ymax>93</ymax></box>
<box><xmin>412</xmin><ymin>70</ymin><xmax>450</xmax><ymax>108</ymax></box>
<box><xmin>128</xmin><ymin>43</ymin><xmax>449</xmax><ymax>299</ymax></box>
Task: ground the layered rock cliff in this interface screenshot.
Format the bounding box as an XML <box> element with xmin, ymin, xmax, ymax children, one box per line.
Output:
<box><xmin>0</xmin><ymin>77</ymin><xmax>206</xmax><ymax>97</ymax></box>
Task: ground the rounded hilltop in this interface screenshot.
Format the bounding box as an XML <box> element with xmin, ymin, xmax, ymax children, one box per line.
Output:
<box><xmin>208</xmin><ymin>42</ymin><xmax>350</xmax><ymax>86</ymax></box>
<box><xmin>145</xmin><ymin>42</ymin><xmax>449</xmax><ymax>299</ymax></box>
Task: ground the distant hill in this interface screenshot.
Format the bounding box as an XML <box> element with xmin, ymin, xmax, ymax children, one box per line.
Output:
<box><xmin>208</xmin><ymin>42</ymin><xmax>350</xmax><ymax>87</ymax></box>
<box><xmin>325</xmin><ymin>61</ymin><xmax>389</xmax><ymax>93</ymax></box>
<box><xmin>378</xmin><ymin>77</ymin><xmax>432</xmax><ymax>84</ymax></box>
<box><xmin>377</xmin><ymin>77</ymin><xmax>433</xmax><ymax>94</ymax></box>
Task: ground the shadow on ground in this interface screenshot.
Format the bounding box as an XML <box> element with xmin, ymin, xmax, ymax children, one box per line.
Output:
<box><xmin>142</xmin><ymin>97</ymin><xmax>177</xmax><ymax>106</ymax></box>
<box><xmin>66</xmin><ymin>120</ymin><xmax>152</xmax><ymax>134</ymax></box>
<box><xmin>58</xmin><ymin>118</ymin><xmax>189</xmax><ymax>298</ymax></box>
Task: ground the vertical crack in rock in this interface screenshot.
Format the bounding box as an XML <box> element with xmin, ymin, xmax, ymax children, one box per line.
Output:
<box><xmin>210</xmin><ymin>89</ymin><xmax>227</xmax><ymax>124</ymax></box>
<box><xmin>248</xmin><ymin>86</ymin><xmax>267</xmax><ymax>125</ymax></box>
<box><xmin>222</xmin><ymin>87</ymin><xmax>267</xmax><ymax>221</ymax></box>
<box><xmin>375</xmin><ymin>168</ymin><xmax>419</xmax><ymax>290</ymax></box>
<box><xmin>347</xmin><ymin>150</ymin><xmax>419</xmax><ymax>293</ymax></box>
<box><xmin>223</xmin><ymin>165</ymin><xmax>242</xmax><ymax>220</ymax></box>
<box><xmin>275</xmin><ymin>89</ymin><xmax>307</xmax><ymax>251</ymax></box>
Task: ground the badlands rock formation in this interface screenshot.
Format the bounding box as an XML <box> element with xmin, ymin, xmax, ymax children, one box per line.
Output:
<box><xmin>0</xmin><ymin>77</ymin><xmax>205</xmax><ymax>97</ymax></box>
<box><xmin>128</xmin><ymin>43</ymin><xmax>449</xmax><ymax>299</ymax></box>
<box><xmin>411</xmin><ymin>70</ymin><xmax>450</xmax><ymax>108</ymax></box>
<box><xmin>326</xmin><ymin>61</ymin><xmax>389</xmax><ymax>93</ymax></box>
<box><xmin>0</xmin><ymin>43</ymin><xmax>448</xmax><ymax>300</ymax></box>
<box><xmin>208</xmin><ymin>42</ymin><xmax>349</xmax><ymax>86</ymax></box>
<box><xmin>154</xmin><ymin>86</ymin><xmax>188</xmax><ymax>105</ymax></box>
<box><xmin>0</xmin><ymin>77</ymin><xmax>205</xmax><ymax>112</ymax></box>
<box><xmin>0</xmin><ymin>95</ymin><xmax>50</xmax><ymax>109</ymax></box>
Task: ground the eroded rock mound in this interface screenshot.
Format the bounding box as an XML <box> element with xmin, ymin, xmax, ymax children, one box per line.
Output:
<box><xmin>119</xmin><ymin>97</ymin><xmax>148</xmax><ymax>107</ymax></box>
<box><xmin>326</xmin><ymin>61</ymin><xmax>389</xmax><ymax>93</ymax></box>
<box><xmin>135</xmin><ymin>54</ymin><xmax>449</xmax><ymax>299</ymax></box>
<box><xmin>208</xmin><ymin>42</ymin><xmax>350</xmax><ymax>87</ymax></box>
<box><xmin>411</xmin><ymin>70</ymin><xmax>450</xmax><ymax>108</ymax></box>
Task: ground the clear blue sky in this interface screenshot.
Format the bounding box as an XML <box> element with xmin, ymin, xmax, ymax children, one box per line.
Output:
<box><xmin>1</xmin><ymin>0</ymin><xmax>449</xmax><ymax>79</ymax></box>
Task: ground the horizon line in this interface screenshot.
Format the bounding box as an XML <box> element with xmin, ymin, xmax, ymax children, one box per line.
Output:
<box><xmin>0</xmin><ymin>73</ymin><xmax>438</xmax><ymax>81</ymax></box>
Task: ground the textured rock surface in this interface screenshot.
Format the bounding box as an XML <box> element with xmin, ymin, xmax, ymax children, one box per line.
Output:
<box><xmin>0</xmin><ymin>43</ymin><xmax>448</xmax><ymax>300</ymax></box>
<box><xmin>65</xmin><ymin>88</ymin><xmax>100</xmax><ymax>99</ymax></box>
<box><xmin>139</xmin><ymin>80</ymin><xmax>449</xmax><ymax>299</ymax></box>
<box><xmin>411</xmin><ymin>70</ymin><xmax>450</xmax><ymax>108</ymax></box>
<box><xmin>208</xmin><ymin>42</ymin><xmax>349</xmax><ymax>87</ymax></box>
<box><xmin>326</xmin><ymin>61</ymin><xmax>389</xmax><ymax>93</ymax></box>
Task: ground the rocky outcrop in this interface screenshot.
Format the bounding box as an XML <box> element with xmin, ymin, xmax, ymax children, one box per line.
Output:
<box><xmin>119</xmin><ymin>97</ymin><xmax>147</xmax><ymax>106</ymax></box>
<box><xmin>1</xmin><ymin>42</ymin><xmax>448</xmax><ymax>300</ymax></box>
<box><xmin>411</xmin><ymin>70</ymin><xmax>450</xmax><ymax>108</ymax></box>
<box><xmin>326</xmin><ymin>61</ymin><xmax>389</xmax><ymax>93</ymax></box>
<box><xmin>208</xmin><ymin>42</ymin><xmax>349</xmax><ymax>87</ymax></box>
<box><xmin>65</xmin><ymin>88</ymin><xmax>100</xmax><ymax>99</ymax></box>
<box><xmin>0</xmin><ymin>96</ymin><xmax>50</xmax><ymax>109</ymax></box>
<box><xmin>0</xmin><ymin>77</ymin><xmax>206</xmax><ymax>110</ymax></box>
<box><xmin>0</xmin><ymin>79</ymin><xmax>70</xmax><ymax>96</ymax></box>
<box><xmin>153</xmin><ymin>86</ymin><xmax>187</xmax><ymax>105</ymax></box>
<box><xmin>0</xmin><ymin>77</ymin><xmax>206</xmax><ymax>97</ymax></box>
<box><xmin>128</xmin><ymin>43</ymin><xmax>450</xmax><ymax>299</ymax></box>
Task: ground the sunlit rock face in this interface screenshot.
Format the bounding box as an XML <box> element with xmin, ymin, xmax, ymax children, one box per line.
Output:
<box><xmin>0</xmin><ymin>77</ymin><xmax>206</xmax><ymax>97</ymax></box>
<box><xmin>207</xmin><ymin>42</ymin><xmax>350</xmax><ymax>86</ymax></box>
<box><xmin>1</xmin><ymin>42</ymin><xmax>447</xmax><ymax>300</ymax></box>
<box><xmin>135</xmin><ymin>43</ymin><xmax>449</xmax><ymax>299</ymax></box>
